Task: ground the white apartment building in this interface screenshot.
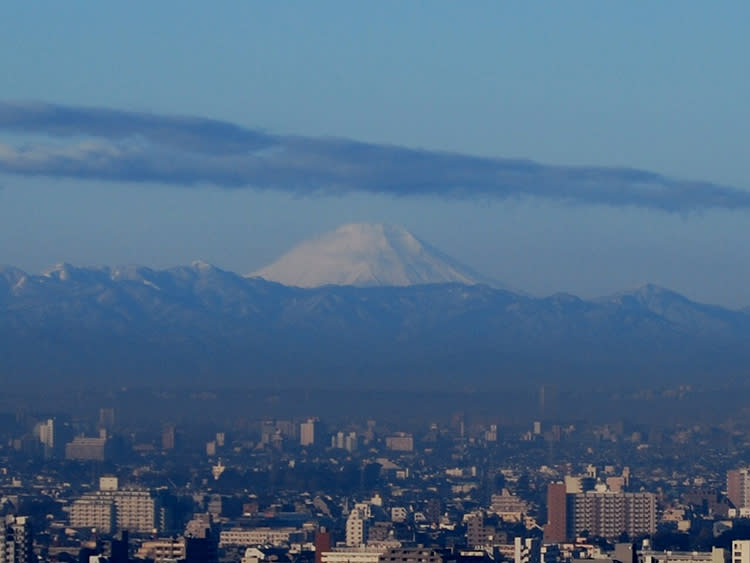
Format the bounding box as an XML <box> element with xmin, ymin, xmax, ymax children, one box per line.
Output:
<box><xmin>69</xmin><ymin>497</ymin><xmax>116</xmax><ymax>533</ymax></box>
<box><xmin>114</xmin><ymin>490</ymin><xmax>156</xmax><ymax>533</ymax></box>
<box><xmin>68</xmin><ymin>489</ymin><xmax>156</xmax><ymax>533</ymax></box>
<box><xmin>390</xmin><ymin>507</ymin><xmax>407</xmax><ymax>523</ymax></box>
<box><xmin>0</xmin><ymin>516</ymin><xmax>33</xmax><ymax>563</ymax></box>
<box><xmin>733</xmin><ymin>541</ymin><xmax>750</xmax><ymax>563</ymax></box>
<box><xmin>346</xmin><ymin>508</ymin><xmax>369</xmax><ymax>547</ymax></box>
<box><xmin>136</xmin><ymin>538</ymin><xmax>185</xmax><ymax>562</ymax></box>
<box><xmin>322</xmin><ymin>547</ymin><xmax>387</xmax><ymax>563</ymax></box>
<box><xmin>300</xmin><ymin>418</ymin><xmax>317</xmax><ymax>447</ymax></box>
<box><xmin>642</xmin><ymin>546</ymin><xmax>726</xmax><ymax>563</ymax></box>
<box><xmin>219</xmin><ymin>527</ymin><xmax>303</xmax><ymax>547</ymax></box>
<box><xmin>567</xmin><ymin>491</ymin><xmax>656</xmax><ymax>539</ymax></box>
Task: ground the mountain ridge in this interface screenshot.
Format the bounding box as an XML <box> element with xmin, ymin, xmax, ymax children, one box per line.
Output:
<box><xmin>1</xmin><ymin>260</ymin><xmax>750</xmax><ymax>387</ymax></box>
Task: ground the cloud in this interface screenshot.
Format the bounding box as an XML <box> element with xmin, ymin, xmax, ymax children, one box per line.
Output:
<box><xmin>0</xmin><ymin>100</ymin><xmax>749</xmax><ymax>211</ymax></box>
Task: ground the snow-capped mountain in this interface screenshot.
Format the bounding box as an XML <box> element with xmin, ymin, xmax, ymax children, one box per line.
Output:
<box><xmin>250</xmin><ymin>223</ymin><xmax>499</xmax><ymax>288</ymax></box>
<box><xmin>2</xmin><ymin>259</ymin><xmax>750</xmax><ymax>386</ymax></box>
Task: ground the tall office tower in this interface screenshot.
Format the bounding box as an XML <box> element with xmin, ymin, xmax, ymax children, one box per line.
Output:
<box><xmin>162</xmin><ymin>424</ymin><xmax>176</xmax><ymax>450</ymax></box>
<box><xmin>728</xmin><ymin>469</ymin><xmax>750</xmax><ymax>509</ymax></box>
<box><xmin>344</xmin><ymin>432</ymin><xmax>358</xmax><ymax>452</ymax></box>
<box><xmin>1</xmin><ymin>516</ymin><xmax>33</xmax><ymax>563</ymax></box>
<box><xmin>544</xmin><ymin>483</ymin><xmax>567</xmax><ymax>543</ymax></box>
<box><xmin>538</xmin><ymin>384</ymin><xmax>558</xmax><ymax>418</ymax></box>
<box><xmin>35</xmin><ymin>418</ymin><xmax>56</xmax><ymax>459</ymax></box>
<box><xmin>36</xmin><ymin>419</ymin><xmax>54</xmax><ymax>449</ymax></box>
<box><xmin>300</xmin><ymin>418</ymin><xmax>317</xmax><ymax>447</ymax></box>
<box><xmin>99</xmin><ymin>408</ymin><xmax>116</xmax><ymax>430</ymax></box>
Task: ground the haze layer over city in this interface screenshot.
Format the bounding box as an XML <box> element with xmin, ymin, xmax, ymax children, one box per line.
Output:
<box><xmin>1</xmin><ymin>4</ymin><xmax>750</xmax><ymax>563</ymax></box>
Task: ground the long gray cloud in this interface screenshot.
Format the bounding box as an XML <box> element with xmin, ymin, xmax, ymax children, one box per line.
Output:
<box><xmin>0</xmin><ymin>100</ymin><xmax>748</xmax><ymax>211</ymax></box>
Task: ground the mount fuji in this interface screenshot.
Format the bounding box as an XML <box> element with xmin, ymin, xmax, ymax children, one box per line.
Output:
<box><xmin>2</xmin><ymin>225</ymin><xmax>750</xmax><ymax>387</ymax></box>
<box><xmin>251</xmin><ymin>223</ymin><xmax>500</xmax><ymax>288</ymax></box>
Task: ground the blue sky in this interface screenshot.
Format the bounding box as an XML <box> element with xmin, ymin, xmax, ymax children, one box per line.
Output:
<box><xmin>1</xmin><ymin>3</ymin><xmax>749</xmax><ymax>306</ymax></box>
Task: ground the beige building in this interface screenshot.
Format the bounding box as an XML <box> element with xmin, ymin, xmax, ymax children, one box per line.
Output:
<box><xmin>378</xmin><ymin>547</ymin><xmax>443</xmax><ymax>563</ymax></box>
<box><xmin>69</xmin><ymin>489</ymin><xmax>156</xmax><ymax>533</ymax></box>
<box><xmin>300</xmin><ymin>418</ymin><xmax>317</xmax><ymax>447</ymax></box>
<box><xmin>641</xmin><ymin>546</ymin><xmax>726</xmax><ymax>563</ymax></box>
<box><xmin>322</xmin><ymin>547</ymin><xmax>387</xmax><ymax>563</ymax></box>
<box><xmin>219</xmin><ymin>527</ymin><xmax>303</xmax><ymax>547</ymax></box>
<box><xmin>567</xmin><ymin>491</ymin><xmax>656</xmax><ymax>539</ymax></box>
<box><xmin>136</xmin><ymin>538</ymin><xmax>185</xmax><ymax>562</ymax></box>
<box><xmin>728</xmin><ymin>469</ymin><xmax>750</xmax><ymax>509</ymax></box>
<box><xmin>114</xmin><ymin>490</ymin><xmax>157</xmax><ymax>533</ymax></box>
<box><xmin>385</xmin><ymin>433</ymin><xmax>414</xmax><ymax>452</ymax></box>
<box><xmin>69</xmin><ymin>497</ymin><xmax>116</xmax><ymax>533</ymax></box>
<box><xmin>0</xmin><ymin>515</ymin><xmax>33</xmax><ymax>563</ymax></box>
<box><xmin>490</xmin><ymin>489</ymin><xmax>529</xmax><ymax>522</ymax></box>
<box><xmin>65</xmin><ymin>434</ymin><xmax>108</xmax><ymax>461</ymax></box>
<box><xmin>733</xmin><ymin>541</ymin><xmax>750</xmax><ymax>563</ymax></box>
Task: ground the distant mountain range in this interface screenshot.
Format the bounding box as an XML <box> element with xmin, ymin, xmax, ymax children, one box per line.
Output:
<box><xmin>2</xmin><ymin>224</ymin><xmax>749</xmax><ymax>388</ymax></box>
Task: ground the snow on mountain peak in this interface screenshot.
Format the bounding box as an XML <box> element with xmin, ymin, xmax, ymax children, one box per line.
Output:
<box><xmin>190</xmin><ymin>259</ymin><xmax>215</xmax><ymax>271</ymax></box>
<box><xmin>250</xmin><ymin>222</ymin><xmax>499</xmax><ymax>288</ymax></box>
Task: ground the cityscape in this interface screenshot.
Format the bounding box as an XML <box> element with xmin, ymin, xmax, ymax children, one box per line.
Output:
<box><xmin>2</xmin><ymin>3</ymin><xmax>750</xmax><ymax>563</ymax></box>
<box><xmin>2</xmin><ymin>384</ymin><xmax>750</xmax><ymax>562</ymax></box>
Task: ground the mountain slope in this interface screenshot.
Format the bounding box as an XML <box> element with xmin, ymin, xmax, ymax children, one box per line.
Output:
<box><xmin>1</xmin><ymin>263</ymin><xmax>750</xmax><ymax>388</ymax></box>
<box><xmin>251</xmin><ymin>223</ymin><xmax>499</xmax><ymax>288</ymax></box>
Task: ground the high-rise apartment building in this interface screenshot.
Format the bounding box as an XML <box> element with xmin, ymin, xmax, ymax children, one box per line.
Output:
<box><xmin>465</xmin><ymin>511</ymin><xmax>493</xmax><ymax>547</ymax></box>
<box><xmin>346</xmin><ymin>508</ymin><xmax>369</xmax><ymax>547</ymax></box>
<box><xmin>300</xmin><ymin>418</ymin><xmax>317</xmax><ymax>447</ymax></box>
<box><xmin>570</xmin><ymin>492</ymin><xmax>655</xmax><ymax>539</ymax></box>
<box><xmin>114</xmin><ymin>490</ymin><xmax>157</xmax><ymax>533</ymax></box>
<box><xmin>544</xmin><ymin>482</ymin><xmax>656</xmax><ymax>540</ymax></box>
<box><xmin>728</xmin><ymin>469</ymin><xmax>750</xmax><ymax>509</ymax></box>
<box><xmin>544</xmin><ymin>483</ymin><xmax>567</xmax><ymax>543</ymax></box>
<box><xmin>332</xmin><ymin>431</ymin><xmax>358</xmax><ymax>452</ymax></box>
<box><xmin>98</xmin><ymin>408</ymin><xmax>116</xmax><ymax>430</ymax></box>
<box><xmin>162</xmin><ymin>425</ymin><xmax>176</xmax><ymax>450</ymax></box>
<box><xmin>36</xmin><ymin>419</ymin><xmax>54</xmax><ymax>449</ymax></box>
<box><xmin>0</xmin><ymin>516</ymin><xmax>33</xmax><ymax>563</ymax></box>
<box><xmin>70</xmin><ymin>496</ymin><xmax>116</xmax><ymax>533</ymax></box>
<box><xmin>70</xmin><ymin>489</ymin><xmax>157</xmax><ymax>534</ymax></box>
<box><xmin>733</xmin><ymin>541</ymin><xmax>750</xmax><ymax>563</ymax></box>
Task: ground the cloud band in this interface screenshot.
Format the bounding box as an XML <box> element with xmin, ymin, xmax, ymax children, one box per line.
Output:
<box><xmin>0</xmin><ymin>101</ymin><xmax>748</xmax><ymax>211</ymax></box>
